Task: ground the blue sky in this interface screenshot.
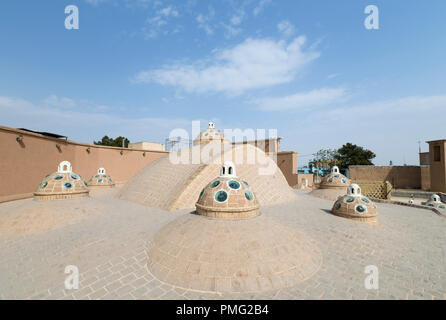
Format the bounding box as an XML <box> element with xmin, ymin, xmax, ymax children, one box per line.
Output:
<box><xmin>1</xmin><ymin>0</ymin><xmax>445</xmax><ymax>165</ymax></box>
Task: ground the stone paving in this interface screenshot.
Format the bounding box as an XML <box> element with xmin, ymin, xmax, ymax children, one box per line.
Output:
<box><xmin>0</xmin><ymin>188</ymin><xmax>445</xmax><ymax>300</ymax></box>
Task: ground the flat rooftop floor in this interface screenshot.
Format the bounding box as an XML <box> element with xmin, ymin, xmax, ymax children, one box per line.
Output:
<box><xmin>0</xmin><ymin>188</ymin><xmax>445</xmax><ymax>300</ymax></box>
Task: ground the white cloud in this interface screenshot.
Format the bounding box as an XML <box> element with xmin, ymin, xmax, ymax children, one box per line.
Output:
<box><xmin>143</xmin><ymin>5</ymin><xmax>180</xmax><ymax>38</ymax></box>
<box><xmin>134</xmin><ymin>36</ymin><xmax>320</xmax><ymax>94</ymax></box>
<box><xmin>285</xmin><ymin>94</ymin><xmax>446</xmax><ymax>165</ymax></box>
<box><xmin>251</xmin><ymin>88</ymin><xmax>348</xmax><ymax>111</ymax></box>
<box><xmin>231</xmin><ymin>9</ymin><xmax>245</xmax><ymax>26</ymax></box>
<box><xmin>253</xmin><ymin>0</ymin><xmax>272</xmax><ymax>16</ymax></box>
<box><xmin>0</xmin><ymin>96</ymin><xmax>189</xmax><ymax>144</ymax></box>
<box><xmin>221</xmin><ymin>23</ymin><xmax>242</xmax><ymax>38</ymax></box>
<box><xmin>277</xmin><ymin>20</ymin><xmax>295</xmax><ymax>37</ymax></box>
<box><xmin>43</xmin><ymin>95</ymin><xmax>76</xmax><ymax>108</ymax></box>
<box><xmin>158</xmin><ymin>6</ymin><xmax>179</xmax><ymax>17</ymax></box>
<box><xmin>196</xmin><ymin>7</ymin><xmax>215</xmax><ymax>35</ymax></box>
<box><xmin>327</xmin><ymin>73</ymin><xmax>340</xmax><ymax>79</ymax></box>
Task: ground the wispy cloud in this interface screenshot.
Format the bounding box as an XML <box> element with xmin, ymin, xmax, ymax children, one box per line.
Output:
<box><xmin>250</xmin><ymin>88</ymin><xmax>348</xmax><ymax>111</ymax></box>
<box><xmin>196</xmin><ymin>6</ymin><xmax>215</xmax><ymax>35</ymax></box>
<box><xmin>0</xmin><ymin>96</ymin><xmax>189</xmax><ymax>144</ymax></box>
<box><xmin>143</xmin><ymin>5</ymin><xmax>180</xmax><ymax>39</ymax></box>
<box><xmin>134</xmin><ymin>36</ymin><xmax>320</xmax><ymax>94</ymax></box>
<box><xmin>43</xmin><ymin>95</ymin><xmax>76</xmax><ymax>108</ymax></box>
<box><xmin>253</xmin><ymin>0</ymin><xmax>272</xmax><ymax>16</ymax></box>
<box><xmin>277</xmin><ymin>20</ymin><xmax>295</xmax><ymax>37</ymax></box>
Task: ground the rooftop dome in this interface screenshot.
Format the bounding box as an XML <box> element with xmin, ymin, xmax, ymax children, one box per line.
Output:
<box><xmin>118</xmin><ymin>143</ymin><xmax>296</xmax><ymax>211</ymax></box>
<box><xmin>320</xmin><ymin>166</ymin><xmax>350</xmax><ymax>189</ymax></box>
<box><xmin>196</xmin><ymin>161</ymin><xmax>260</xmax><ymax>219</ymax></box>
<box><xmin>34</xmin><ymin>161</ymin><xmax>89</xmax><ymax>200</ymax></box>
<box><xmin>422</xmin><ymin>194</ymin><xmax>446</xmax><ymax>210</ymax></box>
<box><xmin>193</xmin><ymin>121</ymin><xmax>229</xmax><ymax>146</ymax></box>
<box><xmin>331</xmin><ymin>184</ymin><xmax>378</xmax><ymax>222</ymax></box>
<box><xmin>87</xmin><ymin>168</ymin><xmax>115</xmax><ymax>188</ymax></box>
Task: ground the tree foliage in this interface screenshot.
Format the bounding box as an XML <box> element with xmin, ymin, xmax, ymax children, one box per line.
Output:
<box><xmin>334</xmin><ymin>143</ymin><xmax>376</xmax><ymax>168</ymax></box>
<box><xmin>311</xmin><ymin>143</ymin><xmax>376</xmax><ymax>169</ymax></box>
<box><xmin>94</xmin><ymin>135</ymin><xmax>130</xmax><ymax>148</ymax></box>
<box><xmin>311</xmin><ymin>149</ymin><xmax>338</xmax><ymax>168</ymax></box>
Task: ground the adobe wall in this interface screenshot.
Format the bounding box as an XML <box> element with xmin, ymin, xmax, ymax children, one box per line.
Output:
<box><xmin>297</xmin><ymin>173</ymin><xmax>314</xmax><ymax>189</ymax></box>
<box><xmin>428</xmin><ymin>140</ymin><xmax>446</xmax><ymax>193</ymax></box>
<box><xmin>349</xmin><ymin>165</ymin><xmax>421</xmax><ymax>189</ymax></box>
<box><xmin>276</xmin><ymin>151</ymin><xmax>299</xmax><ymax>187</ymax></box>
<box><xmin>420</xmin><ymin>165</ymin><xmax>430</xmax><ymax>191</ymax></box>
<box><xmin>0</xmin><ymin>126</ymin><xmax>168</xmax><ymax>202</ymax></box>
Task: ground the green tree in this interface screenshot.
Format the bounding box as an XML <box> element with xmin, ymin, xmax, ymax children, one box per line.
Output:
<box><xmin>311</xmin><ymin>149</ymin><xmax>338</xmax><ymax>168</ymax></box>
<box><xmin>94</xmin><ymin>135</ymin><xmax>130</xmax><ymax>148</ymax></box>
<box><xmin>334</xmin><ymin>143</ymin><xmax>375</xmax><ymax>168</ymax></box>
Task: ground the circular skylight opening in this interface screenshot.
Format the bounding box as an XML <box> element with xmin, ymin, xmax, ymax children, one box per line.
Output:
<box><xmin>210</xmin><ymin>180</ymin><xmax>220</xmax><ymax>188</ymax></box>
<box><xmin>355</xmin><ymin>204</ymin><xmax>367</xmax><ymax>214</ymax></box>
<box><xmin>245</xmin><ymin>190</ymin><xmax>254</xmax><ymax>201</ymax></box>
<box><xmin>227</xmin><ymin>180</ymin><xmax>241</xmax><ymax>190</ymax></box>
<box><xmin>214</xmin><ymin>190</ymin><xmax>228</xmax><ymax>203</ymax></box>
<box><xmin>63</xmin><ymin>182</ymin><xmax>73</xmax><ymax>189</ymax></box>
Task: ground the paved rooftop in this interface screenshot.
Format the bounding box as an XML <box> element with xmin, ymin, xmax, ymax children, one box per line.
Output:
<box><xmin>0</xmin><ymin>188</ymin><xmax>445</xmax><ymax>300</ymax></box>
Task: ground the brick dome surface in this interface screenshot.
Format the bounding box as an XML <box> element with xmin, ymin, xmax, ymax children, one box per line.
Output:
<box><xmin>196</xmin><ymin>163</ymin><xmax>259</xmax><ymax>219</ymax></box>
<box><xmin>118</xmin><ymin>144</ymin><xmax>296</xmax><ymax>211</ymax></box>
<box><xmin>331</xmin><ymin>184</ymin><xmax>378</xmax><ymax>222</ymax></box>
<box><xmin>320</xmin><ymin>166</ymin><xmax>350</xmax><ymax>189</ymax></box>
<box><xmin>87</xmin><ymin>168</ymin><xmax>115</xmax><ymax>188</ymax></box>
<box><xmin>34</xmin><ymin>161</ymin><xmax>89</xmax><ymax>200</ymax></box>
<box><xmin>146</xmin><ymin>214</ymin><xmax>322</xmax><ymax>293</ymax></box>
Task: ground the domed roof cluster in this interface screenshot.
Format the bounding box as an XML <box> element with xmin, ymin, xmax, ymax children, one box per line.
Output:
<box><xmin>34</xmin><ymin>161</ymin><xmax>89</xmax><ymax>200</ymax></box>
<box><xmin>147</xmin><ymin>161</ymin><xmax>322</xmax><ymax>293</ymax></box>
<box><xmin>87</xmin><ymin>168</ymin><xmax>115</xmax><ymax>188</ymax></box>
<box><xmin>422</xmin><ymin>194</ymin><xmax>446</xmax><ymax>210</ymax></box>
<box><xmin>320</xmin><ymin>166</ymin><xmax>350</xmax><ymax>189</ymax></box>
<box><xmin>196</xmin><ymin>161</ymin><xmax>259</xmax><ymax>219</ymax></box>
<box><xmin>331</xmin><ymin>184</ymin><xmax>378</xmax><ymax>222</ymax></box>
<box><xmin>193</xmin><ymin>121</ymin><xmax>229</xmax><ymax>146</ymax></box>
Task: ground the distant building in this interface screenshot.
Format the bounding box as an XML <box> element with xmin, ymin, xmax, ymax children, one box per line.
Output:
<box><xmin>128</xmin><ymin>141</ymin><xmax>165</xmax><ymax>152</ymax></box>
<box><xmin>419</xmin><ymin>152</ymin><xmax>429</xmax><ymax>166</ymax></box>
<box><xmin>426</xmin><ymin>139</ymin><xmax>446</xmax><ymax>193</ymax></box>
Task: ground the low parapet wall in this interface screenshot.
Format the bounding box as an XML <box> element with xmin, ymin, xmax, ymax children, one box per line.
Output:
<box><xmin>349</xmin><ymin>165</ymin><xmax>421</xmax><ymax>189</ymax></box>
<box><xmin>352</xmin><ymin>180</ymin><xmax>393</xmax><ymax>200</ymax></box>
<box><xmin>0</xmin><ymin>126</ymin><xmax>169</xmax><ymax>202</ymax></box>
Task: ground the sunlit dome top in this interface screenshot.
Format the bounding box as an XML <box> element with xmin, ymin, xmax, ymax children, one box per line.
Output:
<box><xmin>331</xmin><ymin>183</ymin><xmax>378</xmax><ymax>222</ymax></box>
<box><xmin>87</xmin><ymin>168</ymin><xmax>115</xmax><ymax>188</ymax></box>
<box><xmin>422</xmin><ymin>194</ymin><xmax>446</xmax><ymax>210</ymax></box>
<box><xmin>193</xmin><ymin>121</ymin><xmax>229</xmax><ymax>145</ymax></box>
<box><xmin>320</xmin><ymin>166</ymin><xmax>350</xmax><ymax>189</ymax></box>
<box><xmin>195</xmin><ymin>161</ymin><xmax>260</xmax><ymax>219</ymax></box>
<box><xmin>34</xmin><ymin>161</ymin><xmax>89</xmax><ymax>200</ymax></box>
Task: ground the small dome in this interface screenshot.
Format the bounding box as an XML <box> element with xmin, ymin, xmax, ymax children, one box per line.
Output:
<box><xmin>331</xmin><ymin>183</ymin><xmax>378</xmax><ymax>222</ymax></box>
<box><xmin>422</xmin><ymin>194</ymin><xmax>446</xmax><ymax>209</ymax></box>
<box><xmin>87</xmin><ymin>168</ymin><xmax>115</xmax><ymax>188</ymax></box>
<box><xmin>195</xmin><ymin>162</ymin><xmax>260</xmax><ymax>219</ymax></box>
<box><xmin>320</xmin><ymin>166</ymin><xmax>350</xmax><ymax>189</ymax></box>
<box><xmin>34</xmin><ymin>161</ymin><xmax>89</xmax><ymax>200</ymax></box>
<box><xmin>193</xmin><ymin>121</ymin><xmax>230</xmax><ymax>145</ymax></box>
